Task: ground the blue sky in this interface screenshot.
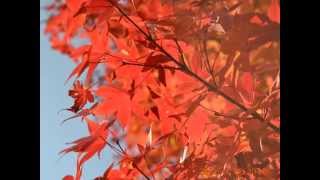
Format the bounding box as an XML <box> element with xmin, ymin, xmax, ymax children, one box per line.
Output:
<box><xmin>40</xmin><ymin>0</ymin><xmax>112</xmax><ymax>179</ymax></box>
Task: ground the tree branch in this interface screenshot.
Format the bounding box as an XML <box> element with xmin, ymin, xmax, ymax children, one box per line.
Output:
<box><xmin>121</xmin><ymin>61</ymin><xmax>181</xmax><ymax>70</ymax></box>
<box><xmin>199</xmin><ymin>104</ymin><xmax>255</xmax><ymax>121</ymax></box>
<box><xmin>103</xmin><ymin>137</ymin><xmax>151</xmax><ymax>180</ymax></box>
<box><xmin>107</xmin><ymin>0</ymin><xmax>279</xmax><ymax>133</ymax></box>
<box><xmin>132</xmin><ymin>162</ymin><xmax>151</xmax><ymax>180</ymax></box>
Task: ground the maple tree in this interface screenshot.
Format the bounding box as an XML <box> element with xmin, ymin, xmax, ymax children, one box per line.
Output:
<box><xmin>44</xmin><ymin>0</ymin><xmax>280</xmax><ymax>179</ymax></box>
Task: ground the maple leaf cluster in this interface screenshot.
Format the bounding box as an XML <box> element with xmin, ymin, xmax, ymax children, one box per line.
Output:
<box><xmin>45</xmin><ymin>0</ymin><xmax>280</xmax><ymax>179</ymax></box>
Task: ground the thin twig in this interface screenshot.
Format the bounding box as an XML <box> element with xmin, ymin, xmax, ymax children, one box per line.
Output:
<box><xmin>202</xmin><ymin>34</ymin><xmax>216</xmax><ymax>86</ymax></box>
<box><xmin>174</xmin><ymin>39</ymin><xmax>187</xmax><ymax>66</ymax></box>
<box><xmin>121</xmin><ymin>61</ymin><xmax>181</xmax><ymax>70</ymax></box>
<box><xmin>115</xmin><ymin>140</ymin><xmax>126</xmax><ymax>154</ymax></box>
<box><xmin>199</xmin><ymin>104</ymin><xmax>254</xmax><ymax>121</ymax></box>
<box><xmin>98</xmin><ymin>136</ymin><xmax>123</xmax><ymax>155</ymax></box>
<box><xmin>105</xmin><ymin>137</ymin><xmax>151</xmax><ymax>180</ymax></box>
<box><xmin>104</xmin><ymin>52</ymin><xmax>151</xmax><ymax>62</ymax></box>
<box><xmin>132</xmin><ymin>162</ymin><xmax>151</xmax><ymax>180</ymax></box>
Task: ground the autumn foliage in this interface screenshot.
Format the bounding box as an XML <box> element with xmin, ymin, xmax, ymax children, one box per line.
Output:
<box><xmin>44</xmin><ymin>0</ymin><xmax>280</xmax><ymax>179</ymax></box>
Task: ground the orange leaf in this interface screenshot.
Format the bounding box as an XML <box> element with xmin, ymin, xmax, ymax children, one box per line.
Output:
<box><xmin>67</xmin><ymin>80</ymin><xmax>94</xmax><ymax>113</ymax></box>
<box><xmin>268</xmin><ymin>0</ymin><xmax>280</xmax><ymax>23</ymax></box>
<box><xmin>142</xmin><ymin>54</ymin><xmax>171</xmax><ymax>72</ymax></box>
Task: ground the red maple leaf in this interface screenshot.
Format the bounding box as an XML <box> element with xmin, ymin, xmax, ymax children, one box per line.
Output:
<box><xmin>68</xmin><ymin>80</ymin><xmax>94</xmax><ymax>113</ymax></box>
<box><xmin>60</xmin><ymin>118</ymin><xmax>115</xmax><ymax>173</ymax></box>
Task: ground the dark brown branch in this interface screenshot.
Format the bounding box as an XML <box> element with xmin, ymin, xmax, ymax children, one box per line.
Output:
<box><xmin>107</xmin><ymin>0</ymin><xmax>279</xmax><ymax>133</ymax></box>
<box><xmin>110</xmin><ymin>138</ymin><xmax>152</xmax><ymax>179</ymax></box>
<box><xmin>104</xmin><ymin>52</ymin><xmax>150</xmax><ymax>62</ymax></box>
<box><xmin>103</xmin><ymin>136</ymin><xmax>150</xmax><ymax>180</ymax></box>
<box><xmin>121</xmin><ymin>61</ymin><xmax>182</xmax><ymax>70</ymax></box>
<box><xmin>132</xmin><ymin>162</ymin><xmax>151</xmax><ymax>180</ymax></box>
<box><xmin>100</xmin><ymin>124</ymin><xmax>151</xmax><ymax>180</ymax></box>
<box><xmin>99</xmin><ymin>136</ymin><xmax>123</xmax><ymax>155</ymax></box>
<box><xmin>199</xmin><ymin>104</ymin><xmax>255</xmax><ymax>121</ymax></box>
<box><xmin>202</xmin><ymin>35</ymin><xmax>215</xmax><ymax>82</ymax></box>
<box><xmin>174</xmin><ymin>39</ymin><xmax>187</xmax><ymax>66</ymax></box>
<box><xmin>115</xmin><ymin>140</ymin><xmax>126</xmax><ymax>154</ymax></box>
